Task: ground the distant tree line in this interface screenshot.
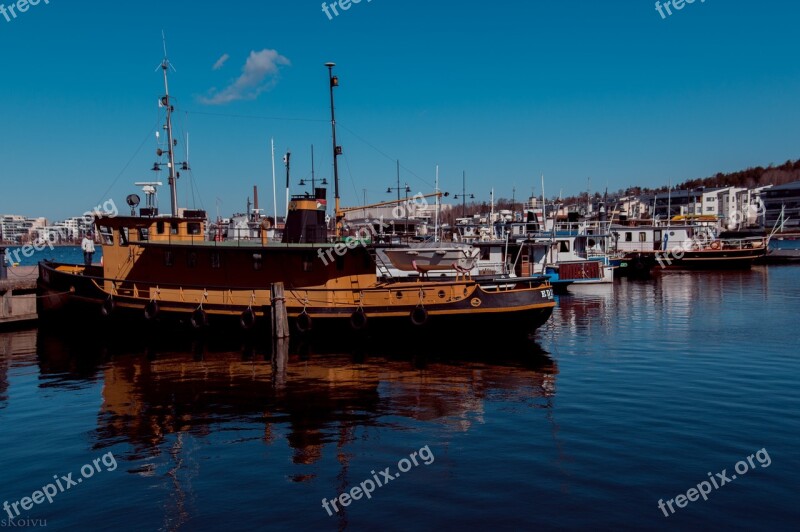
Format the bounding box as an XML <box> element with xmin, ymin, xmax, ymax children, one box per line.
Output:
<box><xmin>438</xmin><ymin>159</ymin><xmax>800</xmax><ymax>220</ymax></box>
<box><xmin>556</xmin><ymin>159</ymin><xmax>800</xmax><ymax>207</ymax></box>
<box><xmin>673</xmin><ymin>159</ymin><xmax>800</xmax><ymax>191</ymax></box>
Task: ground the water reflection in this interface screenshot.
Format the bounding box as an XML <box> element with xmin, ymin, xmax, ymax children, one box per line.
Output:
<box><xmin>0</xmin><ymin>334</ymin><xmax>9</xmax><ymax>408</ymax></box>
<box><xmin>4</xmin><ymin>267</ymin><xmax>794</xmax><ymax>530</ymax></box>
<box><xmin>0</xmin><ymin>329</ymin><xmax>37</xmax><ymax>408</ymax></box>
<box><xmin>30</xmin><ymin>328</ymin><xmax>557</xmax><ymax>472</ymax></box>
<box><xmin>548</xmin><ymin>268</ymin><xmax>772</xmax><ymax>344</ymax></box>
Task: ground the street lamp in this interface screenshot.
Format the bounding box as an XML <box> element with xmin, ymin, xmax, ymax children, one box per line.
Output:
<box><xmin>298</xmin><ymin>144</ymin><xmax>328</xmax><ymax>193</ymax></box>
<box><xmin>386</xmin><ymin>160</ymin><xmax>412</xmax><ymax>238</ymax></box>
<box><xmin>453</xmin><ymin>171</ymin><xmax>475</xmax><ymax>218</ymax></box>
<box><xmin>386</xmin><ymin>160</ymin><xmax>410</xmax><ymax>205</ymax></box>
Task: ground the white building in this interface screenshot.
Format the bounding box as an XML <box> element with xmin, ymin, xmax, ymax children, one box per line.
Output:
<box><xmin>0</xmin><ymin>215</ymin><xmax>48</xmax><ymax>244</ymax></box>
<box><xmin>701</xmin><ymin>188</ymin><xmax>727</xmax><ymax>217</ymax></box>
<box><xmin>716</xmin><ymin>187</ymin><xmax>744</xmax><ymax>228</ymax></box>
<box><xmin>619</xmin><ymin>196</ymin><xmax>650</xmax><ymax>219</ymax></box>
<box><xmin>730</xmin><ymin>186</ymin><xmax>772</xmax><ymax>228</ymax></box>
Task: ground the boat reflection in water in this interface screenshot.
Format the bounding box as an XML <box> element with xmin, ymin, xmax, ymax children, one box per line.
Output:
<box><xmin>546</xmin><ymin>267</ymin><xmax>772</xmax><ymax>356</ymax></box>
<box><xmin>1</xmin><ymin>329</ymin><xmax>37</xmax><ymax>409</ymax></box>
<box><xmin>0</xmin><ymin>334</ymin><xmax>11</xmax><ymax>408</ymax></box>
<box><xmin>33</xmin><ymin>328</ymin><xmax>557</xmax><ymax>509</ymax></box>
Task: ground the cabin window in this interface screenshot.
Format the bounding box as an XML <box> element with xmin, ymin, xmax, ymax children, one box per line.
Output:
<box><xmin>156</xmin><ymin>221</ymin><xmax>165</xmax><ymax>234</ymax></box>
<box><xmin>138</xmin><ymin>228</ymin><xmax>149</xmax><ymax>241</ymax></box>
<box><xmin>170</xmin><ymin>223</ymin><xmax>178</xmax><ymax>235</ymax></box>
<box><xmin>187</xmin><ymin>223</ymin><xmax>202</xmax><ymax>236</ymax></box>
<box><xmin>119</xmin><ymin>228</ymin><xmax>129</xmax><ymax>247</ymax></box>
<box><xmin>654</xmin><ymin>230</ymin><xmax>662</xmax><ymax>241</ymax></box>
<box><xmin>252</xmin><ymin>253</ymin><xmax>263</xmax><ymax>271</ymax></box>
<box><xmin>187</xmin><ymin>251</ymin><xmax>197</xmax><ymax>268</ymax></box>
<box><xmin>639</xmin><ymin>232</ymin><xmax>647</xmax><ymax>242</ymax></box>
<box><xmin>96</xmin><ymin>226</ymin><xmax>112</xmax><ymax>245</ymax></box>
<box><xmin>480</xmin><ymin>248</ymin><xmax>491</xmax><ymax>260</ymax></box>
<box><xmin>558</xmin><ymin>241</ymin><xmax>570</xmax><ymax>252</ymax></box>
<box><xmin>625</xmin><ymin>232</ymin><xmax>633</xmax><ymax>242</ymax></box>
<box><xmin>210</xmin><ymin>252</ymin><xmax>221</xmax><ymax>269</ymax></box>
<box><xmin>164</xmin><ymin>250</ymin><xmax>173</xmax><ymax>267</ymax></box>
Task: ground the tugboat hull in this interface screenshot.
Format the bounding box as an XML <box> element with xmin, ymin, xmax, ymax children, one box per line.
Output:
<box><xmin>38</xmin><ymin>261</ymin><xmax>555</xmax><ymax>337</ymax></box>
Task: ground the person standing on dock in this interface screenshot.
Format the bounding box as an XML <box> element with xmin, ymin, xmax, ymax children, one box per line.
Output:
<box><xmin>81</xmin><ymin>232</ymin><xmax>95</xmax><ymax>267</ymax></box>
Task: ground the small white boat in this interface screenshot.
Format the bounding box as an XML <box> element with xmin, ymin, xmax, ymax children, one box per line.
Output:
<box><xmin>382</xmin><ymin>244</ymin><xmax>480</xmax><ymax>273</ymax></box>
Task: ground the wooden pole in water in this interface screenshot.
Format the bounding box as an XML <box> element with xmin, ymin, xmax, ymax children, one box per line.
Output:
<box><xmin>272</xmin><ymin>338</ymin><xmax>288</xmax><ymax>390</ymax></box>
<box><xmin>270</xmin><ymin>282</ymin><xmax>289</xmax><ymax>339</ymax></box>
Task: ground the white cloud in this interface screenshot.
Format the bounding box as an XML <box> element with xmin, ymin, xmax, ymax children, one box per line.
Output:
<box><xmin>200</xmin><ymin>49</ymin><xmax>290</xmax><ymax>105</ymax></box>
<box><xmin>212</xmin><ymin>53</ymin><xmax>230</xmax><ymax>71</ymax></box>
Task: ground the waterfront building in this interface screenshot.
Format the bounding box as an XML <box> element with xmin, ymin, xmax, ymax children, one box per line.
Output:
<box><xmin>0</xmin><ymin>215</ymin><xmax>48</xmax><ymax>244</ymax></box>
<box><xmin>618</xmin><ymin>196</ymin><xmax>650</xmax><ymax>220</ymax></box>
<box><xmin>731</xmin><ymin>185</ymin><xmax>772</xmax><ymax>228</ymax></box>
<box><xmin>763</xmin><ymin>180</ymin><xmax>800</xmax><ymax>230</ymax></box>
<box><xmin>700</xmin><ymin>187</ymin><xmax>726</xmax><ymax>217</ymax></box>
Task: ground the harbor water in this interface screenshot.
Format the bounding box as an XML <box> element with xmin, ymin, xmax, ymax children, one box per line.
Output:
<box><xmin>1</xmin><ymin>266</ymin><xmax>798</xmax><ymax>530</ymax></box>
<box><xmin>2</xmin><ymin>246</ymin><xmax>97</xmax><ymax>268</ymax></box>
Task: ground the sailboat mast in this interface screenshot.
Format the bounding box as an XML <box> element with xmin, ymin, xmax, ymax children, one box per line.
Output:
<box><xmin>434</xmin><ymin>165</ymin><xmax>440</xmax><ymax>243</ymax></box>
<box><xmin>667</xmin><ymin>179</ymin><xmax>672</xmax><ymax>227</ymax></box>
<box><xmin>271</xmin><ymin>138</ymin><xmax>277</xmax><ymax>220</ymax></box>
<box><xmin>284</xmin><ymin>151</ymin><xmax>291</xmax><ymax>219</ymax></box>
<box><xmin>540</xmin><ymin>173</ymin><xmax>546</xmax><ymax>231</ymax></box>
<box><xmin>490</xmin><ymin>187</ymin><xmax>495</xmax><ymax>226</ymax></box>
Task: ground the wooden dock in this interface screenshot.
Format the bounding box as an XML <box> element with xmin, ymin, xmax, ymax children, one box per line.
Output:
<box><xmin>0</xmin><ymin>266</ymin><xmax>39</xmax><ymax>327</ymax></box>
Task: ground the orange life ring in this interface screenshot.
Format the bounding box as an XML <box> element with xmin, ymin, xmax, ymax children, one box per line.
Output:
<box><xmin>710</xmin><ymin>241</ymin><xmax>721</xmax><ymax>250</ymax></box>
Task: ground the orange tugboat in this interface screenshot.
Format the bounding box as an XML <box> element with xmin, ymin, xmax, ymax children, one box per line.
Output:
<box><xmin>37</xmin><ymin>58</ymin><xmax>555</xmax><ymax>336</ymax></box>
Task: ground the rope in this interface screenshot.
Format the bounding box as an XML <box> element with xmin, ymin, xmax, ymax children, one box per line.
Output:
<box><xmin>15</xmin><ymin>290</ymin><xmax>74</xmax><ymax>300</ymax></box>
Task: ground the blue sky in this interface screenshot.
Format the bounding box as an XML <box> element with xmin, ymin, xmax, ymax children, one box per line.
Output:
<box><xmin>1</xmin><ymin>0</ymin><xmax>798</xmax><ymax>220</ymax></box>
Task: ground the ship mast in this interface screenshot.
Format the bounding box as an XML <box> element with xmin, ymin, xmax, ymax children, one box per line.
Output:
<box><xmin>325</xmin><ymin>62</ymin><xmax>342</xmax><ymax>238</ymax></box>
<box><xmin>160</xmin><ymin>35</ymin><xmax>179</xmax><ymax>217</ymax></box>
